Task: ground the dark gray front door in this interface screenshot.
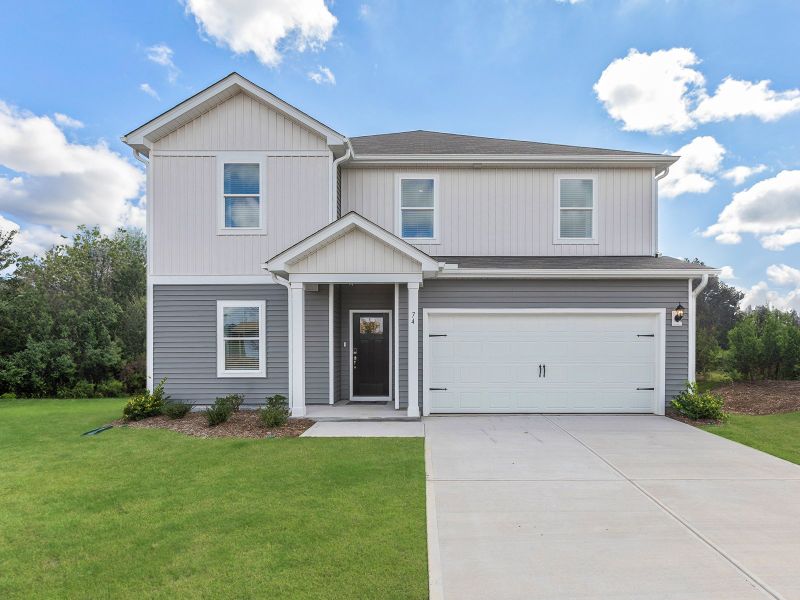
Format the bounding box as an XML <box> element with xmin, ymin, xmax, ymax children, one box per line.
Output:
<box><xmin>352</xmin><ymin>312</ymin><xmax>390</xmax><ymax>398</ymax></box>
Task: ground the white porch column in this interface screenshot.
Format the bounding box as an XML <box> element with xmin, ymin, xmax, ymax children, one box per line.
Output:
<box><xmin>290</xmin><ymin>282</ymin><xmax>306</xmax><ymax>417</ymax></box>
<box><xmin>407</xmin><ymin>282</ymin><xmax>420</xmax><ymax>418</ymax></box>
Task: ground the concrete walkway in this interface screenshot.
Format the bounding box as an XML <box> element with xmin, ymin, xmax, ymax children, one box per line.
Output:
<box><xmin>425</xmin><ymin>415</ymin><xmax>800</xmax><ymax>600</ymax></box>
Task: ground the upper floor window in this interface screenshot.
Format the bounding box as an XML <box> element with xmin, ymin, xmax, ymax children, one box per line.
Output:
<box><xmin>218</xmin><ymin>154</ymin><xmax>265</xmax><ymax>234</ymax></box>
<box><xmin>217</xmin><ymin>300</ymin><xmax>266</xmax><ymax>377</ymax></box>
<box><xmin>398</xmin><ymin>175</ymin><xmax>437</xmax><ymax>242</ymax></box>
<box><xmin>555</xmin><ymin>175</ymin><xmax>597</xmax><ymax>243</ymax></box>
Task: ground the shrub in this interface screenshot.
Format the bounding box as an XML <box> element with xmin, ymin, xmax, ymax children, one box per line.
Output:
<box><xmin>219</xmin><ymin>393</ymin><xmax>244</xmax><ymax>412</ymax></box>
<box><xmin>671</xmin><ymin>382</ymin><xmax>726</xmax><ymax>421</ymax></box>
<box><xmin>205</xmin><ymin>397</ymin><xmax>233</xmax><ymax>426</ymax></box>
<box><xmin>162</xmin><ymin>401</ymin><xmax>192</xmax><ymax>419</ymax></box>
<box><xmin>122</xmin><ymin>378</ymin><xmax>168</xmax><ymax>421</ymax></box>
<box><xmin>259</xmin><ymin>394</ymin><xmax>289</xmax><ymax>428</ymax></box>
<box><xmin>0</xmin><ymin>392</ymin><xmax>16</xmax><ymax>400</ymax></box>
<box><xmin>96</xmin><ymin>379</ymin><xmax>126</xmax><ymax>397</ymax></box>
<box><xmin>71</xmin><ymin>380</ymin><xmax>96</xmax><ymax>398</ymax></box>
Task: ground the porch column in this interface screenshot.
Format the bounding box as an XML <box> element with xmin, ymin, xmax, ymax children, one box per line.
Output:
<box><xmin>407</xmin><ymin>282</ymin><xmax>420</xmax><ymax>418</ymax></box>
<box><xmin>289</xmin><ymin>282</ymin><xmax>306</xmax><ymax>417</ymax></box>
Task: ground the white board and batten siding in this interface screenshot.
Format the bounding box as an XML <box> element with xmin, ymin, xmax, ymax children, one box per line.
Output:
<box><xmin>289</xmin><ymin>228</ymin><xmax>422</xmax><ymax>274</ymax></box>
<box><xmin>150</xmin><ymin>92</ymin><xmax>332</xmax><ymax>276</ymax></box>
<box><xmin>152</xmin><ymin>92</ymin><xmax>328</xmax><ymax>152</ymax></box>
<box><xmin>341</xmin><ymin>167</ymin><xmax>654</xmax><ymax>256</ymax></box>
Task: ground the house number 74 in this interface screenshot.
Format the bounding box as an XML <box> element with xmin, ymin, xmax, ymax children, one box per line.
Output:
<box><xmin>410</xmin><ymin>311</ymin><xmax>416</xmax><ymax>324</ymax></box>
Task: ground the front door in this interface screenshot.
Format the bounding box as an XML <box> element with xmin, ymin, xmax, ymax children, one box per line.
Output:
<box><xmin>351</xmin><ymin>311</ymin><xmax>391</xmax><ymax>399</ymax></box>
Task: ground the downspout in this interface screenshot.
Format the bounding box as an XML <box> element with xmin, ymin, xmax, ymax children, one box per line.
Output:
<box><xmin>330</xmin><ymin>139</ymin><xmax>353</xmax><ymax>221</ymax></box>
<box><xmin>271</xmin><ymin>273</ymin><xmax>293</xmax><ymax>403</ymax></box>
<box><xmin>688</xmin><ymin>273</ymin><xmax>709</xmax><ymax>383</ymax></box>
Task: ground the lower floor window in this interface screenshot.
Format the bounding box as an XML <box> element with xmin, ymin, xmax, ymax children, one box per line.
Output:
<box><xmin>217</xmin><ymin>300</ymin><xmax>266</xmax><ymax>377</ymax></box>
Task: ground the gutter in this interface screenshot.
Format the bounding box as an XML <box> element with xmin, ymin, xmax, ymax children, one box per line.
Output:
<box><xmin>349</xmin><ymin>153</ymin><xmax>678</xmax><ymax>168</ymax></box>
<box><xmin>434</xmin><ymin>268</ymin><xmax>720</xmax><ymax>280</ymax></box>
<box><xmin>330</xmin><ymin>139</ymin><xmax>353</xmax><ymax>221</ymax></box>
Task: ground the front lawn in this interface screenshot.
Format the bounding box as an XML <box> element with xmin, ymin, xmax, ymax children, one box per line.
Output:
<box><xmin>703</xmin><ymin>412</ymin><xmax>800</xmax><ymax>466</ymax></box>
<box><xmin>0</xmin><ymin>399</ymin><xmax>427</xmax><ymax>599</ymax></box>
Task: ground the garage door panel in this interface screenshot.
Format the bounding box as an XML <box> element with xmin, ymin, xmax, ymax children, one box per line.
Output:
<box><xmin>427</xmin><ymin>312</ymin><xmax>659</xmax><ymax>414</ymax></box>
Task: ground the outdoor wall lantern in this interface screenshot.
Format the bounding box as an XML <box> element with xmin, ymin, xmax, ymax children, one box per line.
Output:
<box><xmin>672</xmin><ymin>303</ymin><xmax>685</xmax><ymax>326</ymax></box>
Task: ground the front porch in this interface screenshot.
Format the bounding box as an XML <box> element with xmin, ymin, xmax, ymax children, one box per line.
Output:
<box><xmin>265</xmin><ymin>213</ymin><xmax>442</xmax><ymax>419</ymax></box>
<box><xmin>306</xmin><ymin>401</ymin><xmax>419</xmax><ymax>421</ymax></box>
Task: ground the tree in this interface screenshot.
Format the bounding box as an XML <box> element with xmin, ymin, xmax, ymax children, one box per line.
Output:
<box><xmin>685</xmin><ymin>260</ymin><xmax>744</xmax><ymax>349</ymax></box>
<box><xmin>727</xmin><ymin>315</ymin><xmax>762</xmax><ymax>380</ymax></box>
<box><xmin>0</xmin><ymin>229</ymin><xmax>18</xmax><ymax>273</ymax></box>
<box><xmin>0</xmin><ymin>226</ymin><xmax>146</xmax><ymax>397</ymax></box>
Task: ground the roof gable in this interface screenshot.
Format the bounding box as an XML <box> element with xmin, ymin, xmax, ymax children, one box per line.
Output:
<box><xmin>123</xmin><ymin>73</ymin><xmax>345</xmax><ymax>155</ymax></box>
<box><xmin>266</xmin><ymin>212</ymin><xmax>441</xmax><ymax>275</ymax></box>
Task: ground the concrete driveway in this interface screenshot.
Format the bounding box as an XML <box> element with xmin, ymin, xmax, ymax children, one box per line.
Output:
<box><xmin>424</xmin><ymin>415</ymin><xmax>800</xmax><ymax>600</ymax></box>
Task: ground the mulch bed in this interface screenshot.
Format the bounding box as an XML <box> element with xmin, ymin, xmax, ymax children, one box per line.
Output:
<box><xmin>116</xmin><ymin>411</ymin><xmax>315</xmax><ymax>439</ymax></box>
<box><xmin>713</xmin><ymin>380</ymin><xmax>800</xmax><ymax>415</ymax></box>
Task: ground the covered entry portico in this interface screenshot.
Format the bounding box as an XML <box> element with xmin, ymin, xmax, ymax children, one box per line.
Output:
<box><xmin>265</xmin><ymin>212</ymin><xmax>442</xmax><ymax>418</ymax></box>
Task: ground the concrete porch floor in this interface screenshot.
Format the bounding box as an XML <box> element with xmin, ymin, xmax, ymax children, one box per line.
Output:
<box><xmin>305</xmin><ymin>401</ymin><xmax>418</xmax><ymax>421</ymax></box>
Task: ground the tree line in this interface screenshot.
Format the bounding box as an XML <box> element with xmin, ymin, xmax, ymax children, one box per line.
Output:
<box><xmin>0</xmin><ymin>227</ymin><xmax>146</xmax><ymax>398</ymax></box>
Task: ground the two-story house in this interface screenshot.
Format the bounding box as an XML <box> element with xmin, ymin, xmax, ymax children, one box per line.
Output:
<box><xmin>123</xmin><ymin>73</ymin><xmax>717</xmax><ymax>419</ymax></box>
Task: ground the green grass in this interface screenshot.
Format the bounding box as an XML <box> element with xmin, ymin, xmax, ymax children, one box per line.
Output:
<box><xmin>0</xmin><ymin>399</ymin><xmax>428</xmax><ymax>599</ymax></box>
<box><xmin>703</xmin><ymin>412</ymin><xmax>800</xmax><ymax>465</ymax></box>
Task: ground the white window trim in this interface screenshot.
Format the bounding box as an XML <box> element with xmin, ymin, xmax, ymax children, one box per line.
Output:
<box><xmin>396</xmin><ymin>173</ymin><xmax>439</xmax><ymax>244</ymax></box>
<box><xmin>553</xmin><ymin>173</ymin><xmax>598</xmax><ymax>245</ymax></box>
<box><xmin>216</xmin><ymin>300</ymin><xmax>267</xmax><ymax>378</ymax></box>
<box><xmin>217</xmin><ymin>153</ymin><xmax>267</xmax><ymax>235</ymax></box>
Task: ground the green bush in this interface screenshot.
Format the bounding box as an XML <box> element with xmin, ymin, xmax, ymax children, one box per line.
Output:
<box><xmin>122</xmin><ymin>378</ymin><xmax>168</xmax><ymax>421</ymax></box>
<box><xmin>219</xmin><ymin>393</ymin><xmax>244</xmax><ymax>412</ymax></box>
<box><xmin>728</xmin><ymin>309</ymin><xmax>800</xmax><ymax>380</ymax></box>
<box><xmin>71</xmin><ymin>380</ymin><xmax>96</xmax><ymax>398</ymax></box>
<box><xmin>162</xmin><ymin>401</ymin><xmax>192</xmax><ymax>419</ymax></box>
<box><xmin>0</xmin><ymin>392</ymin><xmax>15</xmax><ymax>400</ymax></box>
<box><xmin>96</xmin><ymin>379</ymin><xmax>126</xmax><ymax>397</ymax></box>
<box><xmin>671</xmin><ymin>382</ymin><xmax>726</xmax><ymax>421</ymax></box>
<box><xmin>259</xmin><ymin>394</ymin><xmax>289</xmax><ymax>428</ymax></box>
<box><xmin>205</xmin><ymin>397</ymin><xmax>233</xmax><ymax>426</ymax></box>
<box><xmin>120</xmin><ymin>356</ymin><xmax>146</xmax><ymax>393</ymax></box>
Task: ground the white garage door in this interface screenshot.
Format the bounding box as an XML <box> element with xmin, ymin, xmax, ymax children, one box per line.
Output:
<box><xmin>425</xmin><ymin>311</ymin><xmax>662</xmax><ymax>414</ymax></box>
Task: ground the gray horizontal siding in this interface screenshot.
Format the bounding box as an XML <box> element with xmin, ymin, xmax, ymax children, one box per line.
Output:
<box><xmin>398</xmin><ymin>279</ymin><xmax>689</xmax><ymax>410</ymax></box>
<box><xmin>153</xmin><ymin>284</ymin><xmax>288</xmax><ymax>405</ymax></box>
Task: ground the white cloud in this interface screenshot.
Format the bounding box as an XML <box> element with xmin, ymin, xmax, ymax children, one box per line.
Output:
<box><xmin>139</xmin><ymin>83</ymin><xmax>160</xmax><ymax>100</ymax></box>
<box><xmin>694</xmin><ymin>78</ymin><xmax>800</xmax><ymax>124</ymax></box>
<box><xmin>718</xmin><ymin>265</ymin><xmax>736</xmax><ymax>280</ymax></box>
<box><xmin>307</xmin><ymin>65</ymin><xmax>335</xmax><ymax>85</ymax></box>
<box><xmin>740</xmin><ymin>280</ymin><xmax>800</xmax><ymax>312</ymax></box>
<box><xmin>595</xmin><ymin>48</ymin><xmax>800</xmax><ymax>134</ymax></box>
<box><xmin>146</xmin><ymin>43</ymin><xmax>179</xmax><ymax>82</ymax></box>
<box><xmin>53</xmin><ymin>113</ymin><xmax>84</xmax><ymax>129</ymax></box>
<box><xmin>0</xmin><ymin>101</ymin><xmax>144</xmax><ymax>247</ymax></box>
<box><xmin>659</xmin><ymin>136</ymin><xmax>725</xmax><ymax>198</ymax></box>
<box><xmin>0</xmin><ymin>214</ymin><xmax>66</xmax><ymax>258</ymax></box>
<box><xmin>184</xmin><ymin>0</ymin><xmax>337</xmax><ymax>67</ymax></box>
<box><xmin>704</xmin><ymin>170</ymin><xmax>800</xmax><ymax>250</ymax></box>
<box><xmin>767</xmin><ymin>264</ymin><xmax>800</xmax><ymax>287</ymax></box>
<box><xmin>721</xmin><ymin>164</ymin><xmax>767</xmax><ymax>186</ymax></box>
<box><xmin>594</xmin><ymin>48</ymin><xmax>704</xmax><ymax>134</ymax></box>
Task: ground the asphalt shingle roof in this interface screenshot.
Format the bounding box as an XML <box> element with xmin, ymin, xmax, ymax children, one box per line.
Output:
<box><xmin>350</xmin><ymin>130</ymin><xmax>667</xmax><ymax>157</ymax></box>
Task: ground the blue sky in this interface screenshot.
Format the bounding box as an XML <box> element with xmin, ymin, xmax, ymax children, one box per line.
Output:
<box><xmin>1</xmin><ymin>0</ymin><xmax>799</xmax><ymax>307</ymax></box>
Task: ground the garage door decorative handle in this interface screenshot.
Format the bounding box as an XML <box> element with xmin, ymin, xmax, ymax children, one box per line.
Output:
<box><xmin>429</xmin><ymin>334</ymin><xmax>447</xmax><ymax>337</ymax></box>
<box><xmin>636</xmin><ymin>387</ymin><xmax>655</xmax><ymax>390</ymax></box>
<box><xmin>637</xmin><ymin>334</ymin><xmax>655</xmax><ymax>337</ymax></box>
<box><xmin>429</xmin><ymin>387</ymin><xmax>448</xmax><ymax>391</ymax></box>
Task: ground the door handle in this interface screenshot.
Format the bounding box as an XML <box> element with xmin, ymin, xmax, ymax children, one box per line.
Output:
<box><xmin>539</xmin><ymin>364</ymin><xmax>542</xmax><ymax>377</ymax></box>
<box><xmin>543</xmin><ymin>364</ymin><xmax>546</xmax><ymax>378</ymax></box>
